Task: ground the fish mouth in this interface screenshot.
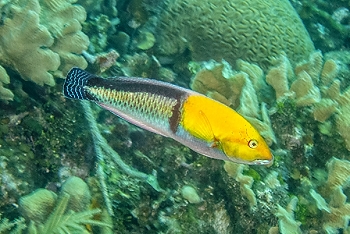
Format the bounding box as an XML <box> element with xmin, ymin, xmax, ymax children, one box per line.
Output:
<box><xmin>226</xmin><ymin>156</ymin><xmax>273</xmax><ymax>166</ymax></box>
<box><xmin>251</xmin><ymin>158</ymin><xmax>274</xmax><ymax>166</ymax></box>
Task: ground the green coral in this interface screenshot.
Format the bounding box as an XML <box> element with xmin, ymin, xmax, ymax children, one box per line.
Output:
<box><xmin>155</xmin><ymin>0</ymin><xmax>314</xmax><ymax>70</ymax></box>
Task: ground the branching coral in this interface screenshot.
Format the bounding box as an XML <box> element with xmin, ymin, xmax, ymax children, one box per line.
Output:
<box><xmin>0</xmin><ymin>0</ymin><xmax>60</xmax><ymax>86</ymax></box>
<box><xmin>274</xmin><ymin>197</ymin><xmax>302</xmax><ymax>234</ymax></box>
<box><xmin>0</xmin><ymin>0</ymin><xmax>89</xmax><ymax>100</ymax></box>
<box><xmin>309</xmin><ymin>158</ymin><xmax>350</xmax><ymax>233</ymax></box>
<box><xmin>266</xmin><ymin>51</ymin><xmax>350</xmax><ymax>150</ymax></box>
<box><xmin>40</xmin><ymin>0</ymin><xmax>89</xmax><ymax>77</ymax></box>
<box><xmin>155</xmin><ymin>0</ymin><xmax>314</xmax><ymax>70</ymax></box>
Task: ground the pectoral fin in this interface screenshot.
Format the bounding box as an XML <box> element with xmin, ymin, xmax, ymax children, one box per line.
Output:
<box><xmin>183</xmin><ymin>109</ymin><xmax>216</xmax><ymax>144</ymax></box>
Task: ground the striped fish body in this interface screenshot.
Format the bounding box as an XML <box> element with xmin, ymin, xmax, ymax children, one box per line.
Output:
<box><xmin>63</xmin><ymin>68</ymin><xmax>273</xmax><ymax>165</ymax></box>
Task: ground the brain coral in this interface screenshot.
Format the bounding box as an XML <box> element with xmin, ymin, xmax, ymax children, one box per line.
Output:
<box><xmin>155</xmin><ymin>0</ymin><xmax>314</xmax><ymax>70</ymax></box>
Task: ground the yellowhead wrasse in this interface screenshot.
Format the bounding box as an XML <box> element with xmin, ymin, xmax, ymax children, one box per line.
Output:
<box><xmin>63</xmin><ymin>68</ymin><xmax>273</xmax><ymax>165</ymax></box>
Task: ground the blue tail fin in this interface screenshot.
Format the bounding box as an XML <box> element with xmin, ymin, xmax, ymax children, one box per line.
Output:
<box><xmin>63</xmin><ymin>67</ymin><xmax>93</xmax><ymax>100</ymax></box>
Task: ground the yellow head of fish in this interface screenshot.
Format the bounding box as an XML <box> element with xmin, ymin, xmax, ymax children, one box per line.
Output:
<box><xmin>219</xmin><ymin>124</ymin><xmax>273</xmax><ymax>165</ymax></box>
<box><xmin>181</xmin><ymin>95</ymin><xmax>273</xmax><ymax>165</ymax></box>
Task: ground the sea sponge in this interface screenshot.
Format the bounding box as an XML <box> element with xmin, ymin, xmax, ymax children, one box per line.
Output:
<box><xmin>156</xmin><ymin>0</ymin><xmax>314</xmax><ymax>70</ymax></box>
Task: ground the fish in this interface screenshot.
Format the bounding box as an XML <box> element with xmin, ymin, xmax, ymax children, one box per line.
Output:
<box><xmin>63</xmin><ymin>67</ymin><xmax>273</xmax><ymax>165</ymax></box>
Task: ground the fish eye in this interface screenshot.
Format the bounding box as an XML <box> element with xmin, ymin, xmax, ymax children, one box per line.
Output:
<box><xmin>248</xmin><ymin>139</ymin><xmax>258</xmax><ymax>149</ymax></box>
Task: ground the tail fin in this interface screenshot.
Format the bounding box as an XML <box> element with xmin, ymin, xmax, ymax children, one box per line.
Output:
<box><xmin>63</xmin><ymin>67</ymin><xmax>93</xmax><ymax>100</ymax></box>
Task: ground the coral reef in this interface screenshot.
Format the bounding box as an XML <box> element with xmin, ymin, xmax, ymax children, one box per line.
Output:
<box><xmin>0</xmin><ymin>0</ymin><xmax>60</xmax><ymax>88</ymax></box>
<box><xmin>0</xmin><ymin>0</ymin><xmax>350</xmax><ymax>232</ymax></box>
<box><xmin>19</xmin><ymin>188</ymin><xmax>57</xmax><ymax>223</ymax></box>
<box><xmin>224</xmin><ymin>161</ymin><xmax>257</xmax><ymax>208</ymax></box>
<box><xmin>40</xmin><ymin>0</ymin><xmax>89</xmax><ymax>77</ymax></box>
<box><xmin>80</xmin><ymin>100</ymin><xmax>162</xmax><ymax>216</ymax></box>
<box><xmin>0</xmin><ymin>65</ymin><xmax>14</xmax><ymax>101</ymax></box>
<box><xmin>190</xmin><ymin>50</ymin><xmax>350</xmax><ymax>152</ymax></box>
<box><xmin>308</xmin><ymin>158</ymin><xmax>350</xmax><ymax>233</ymax></box>
<box><xmin>0</xmin><ymin>215</ymin><xmax>26</xmax><ymax>233</ymax></box>
<box><xmin>274</xmin><ymin>197</ymin><xmax>302</xmax><ymax>234</ymax></box>
<box><xmin>0</xmin><ymin>0</ymin><xmax>89</xmax><ymax>100</ymax></box>
<box><xmin>155</xmin><ymin>0</ymin><xmax>314</xmax><ymax>70</ymax></box>
<box><xmin>266</xmin><ymin>51</ymin><xmax>350</xmax><ymax>150</ymax></box>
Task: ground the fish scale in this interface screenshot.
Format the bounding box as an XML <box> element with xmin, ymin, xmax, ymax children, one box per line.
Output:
<box><xmin>87</xmin><ymin>86</ymin><xmax>177</xmax><ymax>128</ymax></box>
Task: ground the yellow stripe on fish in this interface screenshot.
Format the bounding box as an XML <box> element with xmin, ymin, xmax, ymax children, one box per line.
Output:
<box><xmin>88</xmin><ymin>87</ymin><xmax>177</xmax><ymax>121</ymax></box>
<box><xmin>63</xmin><ymin>67</ymin><xmax>273</xmax><ymax>165</ymax></box>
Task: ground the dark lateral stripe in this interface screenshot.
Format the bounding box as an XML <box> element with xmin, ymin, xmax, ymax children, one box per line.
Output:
<box><xmin>87</xmin><ymin>76</ymin><xmax>187</xmax><ymax>101</ymax></box>
<box><xmin>169</xmin><ymin>96</ymin><xmax>183</xmax><ymax>133</ymax></box>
